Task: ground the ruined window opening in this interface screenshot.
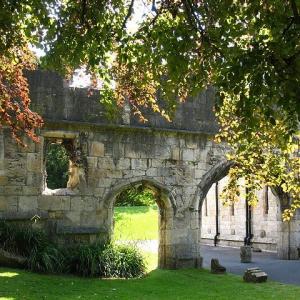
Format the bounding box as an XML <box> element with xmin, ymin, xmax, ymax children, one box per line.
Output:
<box><xmin>45</xmin><ymin>140</ymin><xmax>70</xmax><ymax>189</ymax></box>
<box><xmin>43</xmin><ymin>137</ymin><xmax>86</xmax><ymax>195</ymax></box>
<box><xmin>264</xmin><ymin>186</ymin><xmax>269</xmax><ymax>215</ymax></box>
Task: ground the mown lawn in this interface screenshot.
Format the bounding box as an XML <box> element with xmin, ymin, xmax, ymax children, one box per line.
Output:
<box><xmin>113</xmin><ymin>206</ymin><xmax>158</xmax><ymax>241</ymax></box>
<box><xmin>1</xmin><ymin>267</ymin><xmax>300</xmax><ymax>300</ymax></box>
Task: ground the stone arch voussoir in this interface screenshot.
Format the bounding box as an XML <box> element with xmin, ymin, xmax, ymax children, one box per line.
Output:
<box><xmin>192</xmin><ymin>160</ymin><xmax>234</xmax><ymax>211</ymax></box>
<box><xmin>103</xmin><ymin>176</ymin><xmax>177</xmax><ymax>213</ymax></box>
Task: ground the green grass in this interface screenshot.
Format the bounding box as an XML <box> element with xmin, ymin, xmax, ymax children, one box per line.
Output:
<box><xmin>1</xmin><ymin>267</ymin><xmax>300</xmax><ymax>300</ymax></box>
<box><xmin>1</xmin><ymin>206</ymin><xmax>299</xmax><ymax>299</ymax></box>
<box><xmin>114</xmin><ymin>206</ymin><xmax>158</xmax><ymax>241</ymax></box>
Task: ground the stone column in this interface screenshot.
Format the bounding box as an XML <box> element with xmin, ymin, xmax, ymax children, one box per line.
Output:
<box><xmin>165</xmin><ymin>210</ymin><xmax>202</xmax><ymax>269</ymax></box>
<box><xmin>277</xmin><ymin>219</ymin><xmax>300</xmax><ymax>260</ymax></box>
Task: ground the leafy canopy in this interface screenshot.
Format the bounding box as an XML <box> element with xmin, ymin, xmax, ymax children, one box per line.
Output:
<box><xmin>1</xmin><ymin>0</ymin><xmax>299</xmax><ymax>218</ymax></box>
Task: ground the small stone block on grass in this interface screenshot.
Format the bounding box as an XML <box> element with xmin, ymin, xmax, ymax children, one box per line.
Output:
<box><xmin>243</xmin><ymin>268</ymin><xmax>268</xmax><ymax>283</ymax></box>
<box><xmin>211</xmin><ymin>258</ymin><xmax>226</xmax><ymax>274</ymax></box>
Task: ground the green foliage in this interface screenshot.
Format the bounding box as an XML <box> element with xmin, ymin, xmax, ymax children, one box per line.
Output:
<box><xmin>0</xmin><ymin>221</ymin><xmax>145</xmax><ymax>278</ymax></box>
<box><xmin>64</xmin><ymin>243</ymin><xmax>105</xmax><ymax>277</ymax></box>
<box><xmin>45</xmin><ymin>143</ymin><xmax>69</xmax><ymax>189</ymax></box>
<box><xmin>2</xmin><ymin>1</ymin><xmax>300</xmax><ymax>215</ymax></box>
<box><xmin>27</xmin><ymin>245</ymin><xmax>65</xmax><ymax>274</ymax></box>
<box><xmin>64</xmin><ymin>243</ymin><xmax>145</xmax><ymax>278</ymax></box>
<box><xmin>0</xmin><ymin>221</ymin><xmax>48</xmax><ymax>257</ymax></box>
<box><xmin>99</xmin><ymin>244</ymin><xmax>145</xmax><ymax>278</ymax></box>
<box><xmin>115</xmin><ymin>186</ymin><xmax>156</xmax><ymax>207</ymax></box>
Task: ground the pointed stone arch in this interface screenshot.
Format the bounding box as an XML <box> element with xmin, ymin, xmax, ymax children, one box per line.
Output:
<box><xmin>192</xmin><ymin>160</ymin><xmax>234</xmax><ymax>211</ymax></box>
<box><xmin>103</xmin><ymin>176</ymin><xmax>177</xmax><ymax>269</ymax></box>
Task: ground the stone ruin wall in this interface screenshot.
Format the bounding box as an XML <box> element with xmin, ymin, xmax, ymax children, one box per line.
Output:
<box><xmin>0</xmin><ymin>70</ymin><xmax>299</xmax><ymax>265</ymax></box>
<box><xmin>202</xmin><ymin>178</ymin><xmax>280</xmax><ymax>251</ymax></box>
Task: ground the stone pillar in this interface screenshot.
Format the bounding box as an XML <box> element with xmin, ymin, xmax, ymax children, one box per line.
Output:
<box><xmin>277</xmin><ymin>220</ymin><xmax>300</xmax><ymax>260</ymax></box>
<box><xmin>165</xmin><ymin>210</ymin><xmax>202</xmax><ymax>269</ymax></box>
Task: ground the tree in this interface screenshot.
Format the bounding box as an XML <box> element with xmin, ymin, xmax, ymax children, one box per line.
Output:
<box><xmin>1</xmin><ymin>1</ymin><xmax>299</xmax><ymax>217</ymax></box>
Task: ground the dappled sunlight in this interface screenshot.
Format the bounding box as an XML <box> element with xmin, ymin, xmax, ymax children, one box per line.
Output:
<box><xmin>114</xmin><ymin>206</ymin><xmax>159</xmax><ymax>241</ymax></box>
<box><xmin>0</xmin><ymin>271</ymin><xmax>19</xmax><ymax>278</ymax></box>
<box><xmin>143</xmin><ymin>251</ymin><xmax>158</xmax><ymax>272</ymax></box>
<box><xmin>0</xmin><ymin>297</ymin><xmax>15</xmax><ymax>300</ymax></box>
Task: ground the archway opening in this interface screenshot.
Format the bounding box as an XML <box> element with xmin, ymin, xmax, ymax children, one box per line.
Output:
<box><xmin>108</xmin><ymin>180</ymin><xmax>174</xmax><ymax>270</ymax></box>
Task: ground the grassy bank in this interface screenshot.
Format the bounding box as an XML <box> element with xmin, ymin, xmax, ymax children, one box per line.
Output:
<box><xmin>1</xmin><ymin>267</ymin><xmax>299</xmax><ymax>300</ymax></box>
<box><xmin>114</xmin><ymin>206</ymin><xmax>158</xmax><ymax>241</ymax></box>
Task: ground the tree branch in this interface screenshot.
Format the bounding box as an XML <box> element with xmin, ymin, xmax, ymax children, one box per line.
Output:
<box><xmin>121</xmin><ymin>0</ymin><xmax>135</xmax><ymax>32</ymax></box>
<box><xmin>290</xmin><ymin>0</ymin><xmax>300</xmax><ymax>24</ymax></box>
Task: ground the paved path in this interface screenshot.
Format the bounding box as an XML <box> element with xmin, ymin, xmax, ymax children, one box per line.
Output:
<box><xmin>131</xmin><ymin>240</ymin><xmax>300</xmax><ymax>285</ymax></box>
<box><xmin>201</xmin><ymin>244</ymin><xmax>300</xmax><ymax>285</ymax></box>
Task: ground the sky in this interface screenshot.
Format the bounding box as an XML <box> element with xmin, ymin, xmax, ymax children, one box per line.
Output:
<box><xmin>31</xmin><ymin>0</ymin><xmax>152</xmax><ymax>88</ymax></box>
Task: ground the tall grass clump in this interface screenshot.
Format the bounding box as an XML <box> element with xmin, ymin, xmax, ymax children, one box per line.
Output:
<box><xmin>0</xmin><ymin>221</ymin><xmax>145</xmax><ymax>278</ymax></box>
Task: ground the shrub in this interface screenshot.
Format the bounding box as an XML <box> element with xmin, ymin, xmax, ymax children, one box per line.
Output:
<box><xmin>0</xmin><ymin>221</ymin><xmax>48</xmax><ymax>256</ymax></box>
<box><xmin>99</xmin><ymin>244</ymin><xmax>145</xmax><ymax>278</ymax></box>
<box><xmin>0</xmin><ymin>222</ymin><xmax>145</xmax><ymax>278</ymax></box>
<box><xmin>64</xmin><ymin>243</ymin><xmax>104</xmax><ymax>277</ymax></box>
<box><xmin>115</xmin><ymin>186</ymin><xmax>156</xmax><ymax>207</ymax></box>
<box><xmin>27</xmin><ymin>245</ymin><xmax>65</xmax><ymax>273</ymax></box>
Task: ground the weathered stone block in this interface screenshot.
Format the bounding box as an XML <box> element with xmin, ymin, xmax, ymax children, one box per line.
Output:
<box><xmin>243</xmin><ymin>268</ymin><xmax>268</xmax><ymax>283</ymax></box>
<box><xmin>22</xmin><ymin>187</ymin><xmax>40</xmax><ymax>196</ymax></box>
<box><xmin>38</xmin><ymin>196</ymin><xmax>71</xmax><ymax>211</ymax></box>
<box><xmin>116</xmin><ymin>158</ymin><xmax>131</xmax><ymax>169</ymax></box>
<box><xmin>87</xmin><ymin>156</ymin><xmax>98</xmax><ymax>169</ymax></box>
<box><xmin>18</xmin><ymin>196</ymin><xmax>38</xmax><ymax>211</ymax></box>
<box><xmin>3</xmin><ymin>186</ymin><xmax>23</xmax><ymax>196</ymax></box>
<box><xmin>0</xmin><ymin>249</ymin><xmax>26</xmax><ymax>268</ymax></box>
<box><xmin>90</xmin><ymin>142</ymin><xmax>105</xmax><ymax>157</ymax></box>
<box><xmin>0</xmin><ymin>196</ymin><xmax>18</xmax><ymax>211</ymax></box>
<box><xmin>0</xmin><ymin>176</ymin><xmax>8</xmax><ymax>186</ymax></box>
<box><xmin>182</xmin><ymin>149</ymin><xmax>194</xmax><ymax>161</ymax></box>
<box><xmin>171</xmin><ymin>148</ymin><xmax>181</xmax><ymax>161</ymax></box>
<box><xmin>146</xmin><ymin>168</ymin><xmax>158</xmax><ymax>177</ymax></box>
<box><xmin>27</xmin><ymin>153</ymin><xmax>41</xmax><ymax>172</ymax></box>
<box><xmin>97</xmin><ymin>157</ymin><xmax>115</xmax><ymax>169</ymax></box>
<box><xmin>240</xmin><ymin>246</ymin><xmax>252</xmax><ymax>263</ymax></box>
<box><xmin>131</xmin><ymin>158</ymin><xmax>148</xmax><ymax>170</ymax></box>
<box><xmin>211</xmin><ymin>258</ymin><xmax>226</xmax><ymax>274</ymax></box>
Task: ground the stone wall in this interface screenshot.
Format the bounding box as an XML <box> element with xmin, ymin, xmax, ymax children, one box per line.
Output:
<box><xmin>0</xmin><ymin>69</ymin><xmax>299</xmax><ymax>268</ymax></box>
<box><xmin>201</xmin><ymin>177</ymin><xmax>280</xmax><ymax>251</ymax></box>
<box><xmin>0</xmin><ymin>118</ymin><xmax>225</xmax><ymax>268</ymax></box>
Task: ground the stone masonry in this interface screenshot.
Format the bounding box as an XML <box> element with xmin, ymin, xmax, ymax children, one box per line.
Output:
<box><xmin>0</xmin><ymin>70</ymin><xmax>299</xmax><ymax>269</ymax></box>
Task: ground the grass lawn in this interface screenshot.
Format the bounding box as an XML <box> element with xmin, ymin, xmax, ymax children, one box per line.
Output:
<box><xmin>1</xmin><ymin>266</ymin><xmax>300</xmax><ymax>300</ymax></box>
<box><xmin>2</xmin><ymin>206</ymin><xmax>299</xmax><ymax>299</ymax></box>
<box><xmin>114</xmin><ymin>206</ymin><xmax>158</xmax><ymax>241</ymax></box>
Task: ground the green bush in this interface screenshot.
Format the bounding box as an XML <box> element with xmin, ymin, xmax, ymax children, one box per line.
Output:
<box><xmin>0</xmin><ymin>221</ymin><xmax>145</xmax><ymax>278</ymax></box>
<box><xmin>115</xmin><ymin>186</ymin><xmax>156</xmax><ymax>207</ymax></box>
<box><xmin>27</xmin><ymin>245</ymin><xmax>65</xmax><ymax>273</ymax></box>
<box><xmin>0</xmin><ymin>221</ymin><xmax>48</xmax><ymax>257</ymax></box>
<box><xmin>99</xmin><ymin>244</ymin><xmax>145</xmax><ymax>278</ymax></box>
<box><xmin>64</xmin><ymin>243</ymin><xmax>104</xmax><ymax>277</ymax></box>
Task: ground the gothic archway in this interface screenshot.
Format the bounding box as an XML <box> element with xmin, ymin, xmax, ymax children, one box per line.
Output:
<box><xmin>103</xmin><ymin>177</ymin><xmax>176</xmax><ymax>268</ymax></box>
